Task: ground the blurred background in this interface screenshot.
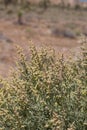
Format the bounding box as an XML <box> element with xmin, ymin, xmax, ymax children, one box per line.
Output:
<box><xmin>0</xmin><ymin>0</ymin><xmax>87</xmax><ymax>76</ymax></box>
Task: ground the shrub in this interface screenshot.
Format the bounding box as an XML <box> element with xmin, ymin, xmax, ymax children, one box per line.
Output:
<box><xmin>39</xmin><ymin>0</ymin><xmax>50</xmax><ymax>10</ymax></box>
<box><xmin>17</xmin><ymin>9</ymin><xmax>23</xmax><ymax>25</ymax></box>
<box><xmin>74</xmin><ymin>4</ymin><xmax>81</xmax><ymax>10</ymax></box>
<box><xmin>0</xmin><ymin>39</ymin><xmax>87</xmax><ymax>130</ymax></box>
<box><xmin>4</xmin><ymin>0</ymin><xmax>12</xmax><ymax>8</ymax></box>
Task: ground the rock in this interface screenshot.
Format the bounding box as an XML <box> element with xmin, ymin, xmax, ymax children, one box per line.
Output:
<box><xmin>63</xmin><ymin>30</ymin><xmax>76</xmax><ymax>39</ymax></box>
<box><xmin>51</xmin><ymin>28</ymin><xmax>76</xmax><ymax>39</ymax></box>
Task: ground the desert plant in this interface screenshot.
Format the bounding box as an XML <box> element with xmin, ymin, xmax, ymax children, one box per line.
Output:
<box><xmin>0</xmin><ymin>39</ymin><xmax>87</xmax><ymax>130</ymax></box>
<box><xmin>74</xmin><ymin>4</ymin><xmax>81</xmax><ymax>10</ymax></box>
<box><xmin>4</xmin><ymin>0</ymin><xmax>12</xmax><ymax>7</ymax></box>
<box><xmin>39</xmin><ymin>0</ymin><xmax>50</xmax><ymax>10</ymax></box>
<box><xmin>61</xmin><ymin>0</ymin><xmax>65</xmax><ymax>7</ymax></box>
<box><xmin>17</xmin><ymin>9</ymin><xmax>23</xmax><ymax>24</ymax></box>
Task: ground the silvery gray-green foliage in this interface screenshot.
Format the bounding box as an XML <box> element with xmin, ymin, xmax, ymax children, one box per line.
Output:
<box><xmin>0</xmin><ymin>40</ymin><xmax>87</xmax><ymax>130</ymax></box>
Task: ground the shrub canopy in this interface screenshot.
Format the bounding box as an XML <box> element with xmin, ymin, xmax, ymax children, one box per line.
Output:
<box><xmin>0</xmin><ymin>40</ymin><xmax>87</xmax><ymax>130</ymax></box>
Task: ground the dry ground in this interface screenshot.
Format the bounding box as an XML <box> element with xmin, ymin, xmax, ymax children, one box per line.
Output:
<box><xmin>0</xmin><ymin>5</ymin><xmax>86</xmax><ymax>76</ymax></box>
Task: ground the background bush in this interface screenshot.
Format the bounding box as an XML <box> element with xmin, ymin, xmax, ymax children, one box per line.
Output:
<box><xmin>0</xmin><ymin>38</ymin><xmax>87</xmax><ymax>130</ymax></box>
